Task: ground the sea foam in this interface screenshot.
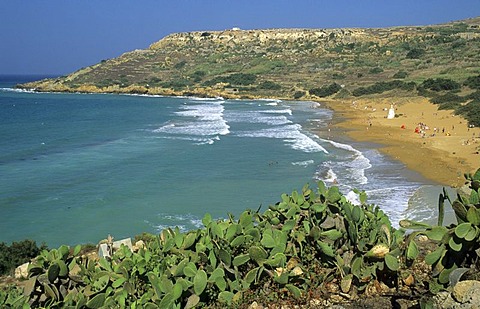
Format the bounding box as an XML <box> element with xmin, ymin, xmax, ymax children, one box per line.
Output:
<box><xmin>0</xmin><ymin>87</ymin><xmax>36</xmax><ymax>93</ymax></box>
<box><xmin>236</xmin><ymin>123</ymin><xmax>328</xmax><ymax>153</ymax></box>
<box><xmin>153</xmin><ymin>100</ymin><xmax>229</xmax><ymax>144</ymax></box>
<box><xmin>321</xmin><ymin>139</ymin><xmax>371</xmax><ymax>185</ymax></box>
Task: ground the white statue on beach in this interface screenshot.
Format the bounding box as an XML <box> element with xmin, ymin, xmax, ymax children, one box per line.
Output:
<box><xmin>387</xmin><ymin>104</ymin><xmax>395</xmax><ymax>119</ymax></box>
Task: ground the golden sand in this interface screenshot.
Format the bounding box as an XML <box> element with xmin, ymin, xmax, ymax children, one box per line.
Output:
<box><xmin>323</xmin><ymin>97</ymin><xmax>480</xmax><ymax>187</ymax></box>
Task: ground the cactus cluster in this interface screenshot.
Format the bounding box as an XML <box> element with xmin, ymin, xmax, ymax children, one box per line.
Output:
<box><xmin>23</xmin><ymin>245</ymin><xmax>83</xmax><ymax>307</ymax></box>
<box><xmin>402</xmin><ymin>168</ymin><xmax>480</xmax><ymax>293</ymax></box>
<box><xmin>0</xmin><ymin>181</ymin><xmax>409</xmax><ymax>308</ymax></box>
<box><xmin>3</xmin><ymin>170</ymin><xmax>480</xmax><ymax>307</ymax></box>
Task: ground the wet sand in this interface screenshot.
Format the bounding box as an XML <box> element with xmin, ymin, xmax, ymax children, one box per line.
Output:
<box><xmin>322</xmin><ymin>97</ymin><xmax>480</xmax><ymax>187</ymax></box>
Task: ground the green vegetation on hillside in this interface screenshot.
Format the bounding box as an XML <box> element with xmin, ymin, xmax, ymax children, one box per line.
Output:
<box><xmin>18</xmin><ymin>18</ymin><xmax>480</xmax><ymax>126</ymax></box>
<box><xmin>2</xmin><ymin>169</ymin><xmax>480</xmax><ymax>308</ymax></box>
<box><xmin>419</xmin><ymin>74</ymin><xmax>480</xmax><ymax>126</ymax></box>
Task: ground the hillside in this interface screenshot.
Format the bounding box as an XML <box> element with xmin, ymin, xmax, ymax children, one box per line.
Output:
<box><xmin>19</xmin><ymin>17</ymin><xmax>480</xmax><ymax>102</ymax></box>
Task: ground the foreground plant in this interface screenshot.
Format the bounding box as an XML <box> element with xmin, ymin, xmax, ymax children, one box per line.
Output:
<box><xmin>2</xmin><ymin>181</ymin><xmax>412</xmax><ymax>308</ymax></box>
<box><xmin>401</xmin><ymin>168</ymin><xmax>480</xmax><ymax>293</ymax></box>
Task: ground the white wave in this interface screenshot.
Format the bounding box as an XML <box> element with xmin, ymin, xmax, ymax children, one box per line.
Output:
<box><xmin>261</xmin><ymin>109</ymin><xmax>292</xmax><ymax>116</ymax></box>
<box><xmin>154</xmin><ymin>100</ymin><xmax>229</xmax><ymax>143</ymax></box>
<box><xmin>148</xmin><ymin>213</ymin><xmax>205</xmax><ymax>233</ymax></box>
<box><xmin>237</xmin><ymin>124</ymin><xmax>328</xmax><ymax>153</ymax></box>
<box><xmin>345</xmin><ymin>190</ymin><xmax>361</xmax><ymax>206</ymax></box>
<box><xmin>288</xmin><ymin>132</ymin><xmax>329</xmax><ymax>153</ymax></box>
<box><xmin>123</xmin><ymin>93</ymin><xmax>167</xmax><ymax>98</ymax></box>
<box><xmin>364</xmin><ymin>186</ymin><xmax>419</xmax><ymax>227</ymax></box>
<box><xmin>194</xmin><ymin>136</ymin><xmax>219</xmax><ymax>145</ymax></box>
<box><xmin>310</xmin><ymin>102</ymin><xmax>322</xmax><ymax>108</ymax></box>
<box><xmin>151</xmin><ymin>135</ymin><xmax>219</xmax><ymax>145</ymax></box>
<box><xmin>321</xmin><ymin>139</ymin><xmax>371</xmax><ymax>185</ymax></box>
<box><xmin>154</xmin><ymin>121</ymin><xmax>229</xmax><ymax>136</ymax></box>
<box><xmin>189</xmin><ymin>96</ymin><xmax>225</xmax><ymax>102</ymax></box>
<box><xmin>291</xmin><ymin>160</ymin><xmax>315</xmax><ymax>167</ymax></box>
<box><xmin>314</xmin><ymin>166</ymin><xmax>338</xmax><ymax>183</ymax></box>
<box><xmin>258</xmin><ymin>98</ymin><xmax>283</xmax><ymax>103</ymax></box>
<box><xmin>0</xmin><ymin>87</ymin><xmax>36</xmax><ymax>93</ymax></box>
<box><xmin>226</xmin><ymin>110</ymin><xmax>291</xmax><ymax>126</ymax></box>
<box><xmin>325</xmin><ymin>168</ymin><xmax>338</xmax><ymax>183</ymax></box>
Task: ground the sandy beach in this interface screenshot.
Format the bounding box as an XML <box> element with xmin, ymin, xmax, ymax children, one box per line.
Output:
<box><xmin>322</xmin><ymin>97</ymin><xmax>480</xmax><ymax>187</ymax></box>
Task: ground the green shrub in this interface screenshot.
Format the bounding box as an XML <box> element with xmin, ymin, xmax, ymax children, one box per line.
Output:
<box><xmin>466</xmin><ymin>90</ymin><xmax>480</xmax><ymax>101</ymax></box>
<box><xmin>7</xmin><ymin>168</ymin><xmax>480</xmax><ymax>306</ymax></box>
<box><xmin>161</xmin><ymin>79</ymin><xmax>192</xmax><ymax>90</ymax></box>
<box><xmin>456</xmin><ymin>100</ymin><xmax>480</xmax><ymax>127</ymax></box>
<box><xmin>393</xmin><ymin>71</ymin><xmax>408</xmax><ymax>79</ymax></box>
<box><xmin>293</xmin><ymin>91</ymin><xmax>305</xmax><ymax>99</ymax></box>
<box><xmin>421</xmin><ymin>78</ymin><xmax>461</xmax><ymax>92</ymax></box>
<box><xmin>464</xmin><ymin>75</ymin><xmax>480</xmax><ymax>90</ymax></box>
<box><xmin>226</xmin><ymin>73</ymin><xmax>257</xmax><ymax>85</ymax></box>
<box><xmin>148</xmin><ymin>77</ymin><xmax>162</xmax><ymax>86</ymax></box>
<box><xmin>204</xmin><ymin>73</ymin><xmax>257</xmax><ymax>87</ymax></box>
<box><xmin>451</xmin><ymin>39</ymin><xmax>467</xmax><ymax>49</ymax></box>
<box><xmin>430</xmin><ymin>92</ymin><xmax>466</xmax><ymax>104</ymax></box>
<box><xmin>369</xmin><ymin>67</ymin><xmax>383</xmax><ymax>74</ymax></box>
<box><xmin>309</xmin><ymin>83</ymin><xmax>342</xmax><ymax>97</ymax></box>
<box><xmin>257</xmin><ymin>80</ymin><xmax>282</xmax><ymax>90</ymax></box>
<box><xmin>0</xmin><ymin>240</ymin><xmax>47</xmax><ymax>275</ymax></box>
<box><xmin>190</xmin><ymin>70</ymin><xmax>206</xmax><ymax>83</ymax></box>
<box><xmin>332</xmin><ymin>72</ymin><xmax>346</xmax><ymax>80</ymax></box>
<box><xmin>0</xmin><ymin>285</ymin><xmax>28</xmax><ymax>307</ymax></box>
<box><xmin>438</xmin><ymin>102</ymin><xmax>462</xmax><ymax>110</ymax></box>
<box><xmin>353</xmin><ymin>80</ymin><xmax>415</xmax><ymax>96</ymax></box>
<box><xmin>436</xmin><ymin>22</ymin><xmax>469</xmax><ymax>36</ymax></box>
<box><xmin>406</xmin><ymin>48</ymin><xmax>425</xmax><ymax>59</ymax></box>
<box><xmin>174</xmin><ymin>60</ymin><xmax>187</xmax><ymax>69</ymax></box>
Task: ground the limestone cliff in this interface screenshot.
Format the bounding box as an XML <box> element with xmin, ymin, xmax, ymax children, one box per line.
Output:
<box><xmin>19</xmin><ymin>17</ymin><xmax>480</xmax><ymax>100</ymax></box>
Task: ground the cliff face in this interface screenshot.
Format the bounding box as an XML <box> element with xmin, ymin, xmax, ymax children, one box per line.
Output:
<box><xmin>19</xmin><ymin>17</ymin><xmax>480</xmax><ymax>99</ymax></box>
<box><xmin>149</xmin><ymin>28</ymin><xmax>381</xmax><ymax>50</ymax></box>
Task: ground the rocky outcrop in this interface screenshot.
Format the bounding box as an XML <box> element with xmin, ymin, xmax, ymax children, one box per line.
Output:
<box><xmin>433</xmin><ymin>280</ymin><xmax>480</xmax><ymax>308</ymax></box>
<box><xmin>14</xmin><ymin>262</ymin><xmax>29</xmax><ymax>279</ymax></box>
<box><xmin>148</xmin><ymin>28</ymin><xmax>382</xmax><ymax>50</ymax></box>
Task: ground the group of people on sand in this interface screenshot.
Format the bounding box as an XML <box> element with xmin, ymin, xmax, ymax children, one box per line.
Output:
<box><xmin>413</xmin><ymin>122</ymin><xmax>430</xmax><ymax>137</ymax></box>
<box><xmin>463</xmin><ymin>137</ymin><xmax>479</xmax><ymax>146</ymax></box>
<box><xmin>409</xmin><ymin>121</ymin><xmax>455</xmax><ymax>138</ymax></box>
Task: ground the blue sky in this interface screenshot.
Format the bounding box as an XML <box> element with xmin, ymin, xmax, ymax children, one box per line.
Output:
<box><xmin>1</xmin><ymin>0</ymin><xmax>479</xmax><ymax>75</ymax></box>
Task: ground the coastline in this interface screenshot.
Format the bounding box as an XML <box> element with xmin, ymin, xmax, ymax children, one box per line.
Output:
<box><xmin>321</xmin><ymin>96</ymin><xmax>480</xmax><ymax>188</ymax></box>
<box><xmin>9</xmin><ymin>82</ymin><xmax>480</xmax><ymax>187</ymax></box>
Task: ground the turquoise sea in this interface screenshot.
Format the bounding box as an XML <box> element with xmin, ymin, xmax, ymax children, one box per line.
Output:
<box><xmin>0</xmin><ymin>76</ymin><xmax>452</xmax><ymax>247</ymax></box>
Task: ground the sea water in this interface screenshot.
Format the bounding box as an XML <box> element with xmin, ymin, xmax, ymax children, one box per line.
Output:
<box><xmin>0</xmin><ymin>76</ymin><xmax>447</xmax><ymax>247</ymax></box>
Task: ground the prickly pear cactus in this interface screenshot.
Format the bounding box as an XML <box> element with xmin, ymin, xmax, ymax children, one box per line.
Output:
<box><xmin>412</xmin><ymin>168</ymin><xmax>480</xmax><ymax>292</ymax></box>
<box><xmin>16</xmin><ymin>181</ymin><xmax>411</xmax><ymax>307</ymax></box>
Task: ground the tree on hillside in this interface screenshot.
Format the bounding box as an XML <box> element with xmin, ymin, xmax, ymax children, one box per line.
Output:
<box><xmin>464</xmin><ymin>74</ymin><xmax>480</xmax><ymax>89</ymax></box>
<box><xmin>309</xmin><ymin>83</ymin><xmax>342</xmax><ymax>97</ymax></box>
<box><xmin>421</xmin><ymin>78</ymin><xmax>460</xmax><ymax>92</ymax></box>
<box><xmin>406</xmin><ymin>48</ymin><xmax>425</xmax><ymax>59</ymax></box>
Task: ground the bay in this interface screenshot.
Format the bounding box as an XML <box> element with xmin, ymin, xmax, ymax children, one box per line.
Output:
<box><xmin>0</xmin><ymin>76</ymin><xmax>440</xmax><ymax>247</ymax></box>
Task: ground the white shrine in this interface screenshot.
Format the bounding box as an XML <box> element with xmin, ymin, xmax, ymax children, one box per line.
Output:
<box><xmin>387</xmin><ymin>104</ymin><xmax>395</xmax><ymax>119</ymax></box>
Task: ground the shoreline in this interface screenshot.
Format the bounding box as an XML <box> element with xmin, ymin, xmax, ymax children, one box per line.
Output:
<box><xmin>321</xmin><ymin>97</ymin><xmax>480</xmax><ymax>188</ymax></box>
<box><xmin>8</xmin><ymin>83</ymin><xmax>480</xmax><ymax>187</ymax></box>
